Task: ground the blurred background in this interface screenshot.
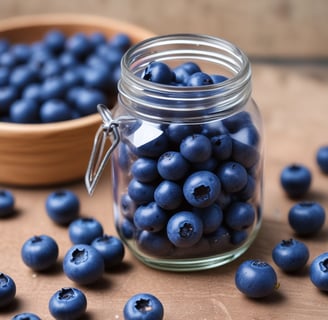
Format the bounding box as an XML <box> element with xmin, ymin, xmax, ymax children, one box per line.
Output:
<box><xmin>1</xmin><ymin>0</ymin><xmax>328</xmax><ymax>60</ymax></box>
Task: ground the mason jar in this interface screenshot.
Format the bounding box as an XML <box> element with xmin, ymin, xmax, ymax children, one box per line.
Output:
<box><xmin>85</xmin><ymin>34</ymin><xmax>263</xmax><ymax>271</ymax></box>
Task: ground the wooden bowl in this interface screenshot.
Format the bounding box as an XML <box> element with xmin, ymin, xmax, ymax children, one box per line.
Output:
<box><xmin>0</xmin><ymin>14</ymin><xmax>154</xmax><ymax>186</ymax></box>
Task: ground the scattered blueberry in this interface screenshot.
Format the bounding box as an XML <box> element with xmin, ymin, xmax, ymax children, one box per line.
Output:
<box><xmin>272</xmin><ymin>238</ymin><xmax>309</xmax><ymax>272</ymax></box>
<box><xmin>91</xmin><ymin>234</ymin><xmax>125</xmax><ymax>269</ymax></box>
<box><xmin>0</xmin><ymin>189</ymin><xmax>15</xmax><ymax>217</ymax></box>
<box><xmin>11</xmin><ymin>313</ymin><xmax>41</xmax><ymax>320</ymax></box>
<box><xmin>68</xmin><ymin>217</ymin><xmax>104</xmax><ymax>244</ymax></box>
<box><xmin>46</xmin><ymin>190</ymin><xmax>80</xmax><ymax>225</ymax></box>
<box><xmin>21</xmin><ymin>235</ymin><xmax>59</xmax><ymax>271</ymax></box>
<box><xmin>123</xmin><ymin>293</ymin><xmax>164</xmax><ymax>320</ymax></box>
<box><xmin>48</xmin><ymin>287</ymin><xmax>87</xmax><ymax>320</ymax></box>
<box><xmin>280</xmin><ymin>164</ymin><xmax>312</xmax><ymax>198</ymax></box>
<box><xmin>288</xmin><ymin>201</ymin><xmax>325</xmax><ymax>236</ymax></box>
<box><xmin>0</xmin><ymin>272</ymin><xmax>16</xmax><ymax>308</ymax></box>
<box><xmin>310</xmin><ymin>252</ymin><xmax>328</xmax><ymax>291</ymax></box>
<box><xmin>316</xmin><ymin>145</ymin><xmax>328</xmax><ymax>174</ymax></box>
<box><xmin>63</xmin><ymin>244</ymin><xmax>104</xmax><ymax>285</ymax></box>
<box><xmin>235</xmin><ymin>259</ymin><xmax>278</xmax><ymax>298</ymax></box>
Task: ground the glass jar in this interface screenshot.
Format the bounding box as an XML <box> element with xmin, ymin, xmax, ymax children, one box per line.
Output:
<box><xmin>86</xmin><ymin>34</ymin><xmax>263</xmax><ymax>271</ymax></box>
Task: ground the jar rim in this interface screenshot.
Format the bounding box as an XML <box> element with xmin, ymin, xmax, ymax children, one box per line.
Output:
<box><xmin>118</xmin><ymin>33</ymin><xmax>252</xmax><ymax>123</ymax></box>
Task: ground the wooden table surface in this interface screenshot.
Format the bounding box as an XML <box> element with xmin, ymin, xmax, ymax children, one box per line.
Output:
<box><xmin>1</xmin><ymin>65</ymin><xmax>328</xmax><ymax>319</ymax></box>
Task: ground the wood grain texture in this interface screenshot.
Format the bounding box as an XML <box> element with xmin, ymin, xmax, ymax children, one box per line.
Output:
<box><xmin>0</xmin><ymin>0</ymin><xmax>327</xmax><ymax>58</ymax></box>
<box><xmin>0</xmin><ymin>64</ymin><xmax>328</xmax><ymax>319</ymax></box>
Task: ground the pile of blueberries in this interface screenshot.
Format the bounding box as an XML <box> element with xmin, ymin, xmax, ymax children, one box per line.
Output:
<box><xmin>0</xmin><ymin>189</ymin><xmax>164</xmax><ymax>320</ymax></box>
<box><xmin>0</xmin><ymin>29</ymin><xmax>131</xmax><ymax>123</ymax></box>
<box><xmin>114</xmin><ymin>61</ymin><xmax>262</xmax><ymax>259</ymax></box>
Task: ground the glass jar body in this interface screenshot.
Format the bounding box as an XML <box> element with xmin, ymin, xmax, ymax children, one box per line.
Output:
<box><xmin>110</xmin><ymin>34</ymin><xmax>263</xmax><ymax>271</ymax></box>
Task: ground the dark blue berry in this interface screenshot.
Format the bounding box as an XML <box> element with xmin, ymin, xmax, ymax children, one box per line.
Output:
<box><xmin>22</xmin><ymin>83</ymin><xmax>42</xmax><ymax>102</ymax></box>
<box><xmin>10</xmin><ymin>99</ymin><xmax>39</xmax><ymax>123</ymax></box>
<box><xmin>0</xmin><ymin>272</ymin><xmax>16</xmax><ymax>308</ymax></box>
<box><xmin>186</xmin><ymin>72</ymin><xmax>213</xmax><ymax>86</ymax></box>
<box><xmin>316</xmin><ymin>145</ymin><xmax>328</xmax><ymax>174</ymax></box>
<box><xmin>193</xmin><ymin>204</ymin><xmax>223</xmax><ymax>234</ymax></box>
<box><xmin>49</xmin><ymin>287</ymin><xmax>87</xmax><ymax>320</ymax></box>
<box><xmin>157</xmin><ymin>151</ymin><xmax>190</xmax><ymax>181</ymax></box>
<box><xmin>68</xmin><ymin>217</ymin><xmax>104</xmax><ymax>244</ymax></box>
<box><xmin>310</xmin><ymin>252</ymin><xmax>328</xmax><ymax>291</ymax></box>
<box><xmin>66</xmin><ymin>33</ymin><xmax>92</xmax><ymax>58</ymax></box>
<box><xmin>288</xmin><ymin>201</ymin><xmax>325</xmax><ymax>236</ymax></box>
<box><xmin>123</xmin><ymin>293</ymin><xmax>164</xmax><ymax>320</ymax></box>
<box><xmin>154</xmin><ymin>180</ymin><xmax>183</xmax><ymax>210</ymax></box>
<box><xmin>74</xmin><ymin>88</ymin><xmax>107</xmax><ymax>116</ymax></box>
<box><xmin>0</xmin><ymin>189</ymin><xmax>15</xmax><ymax>217</ymax></box>
<box><xmin>134</xmin><ymin>202</ymin><xmax>168</xmax><ymax>232</ymax></box>
<box><xmin>225</xmin><ymin>202</ymin><xmax>256</xmax><ymax>231</ymax></box>
<box><xmin>121</xmin><ymin>193</ymin><xmax>137</xmax><ymax>220</ymax></box>
<box><xmin>91</xmin><ymin>235</ymin><xmax>125</xmax><ymax>269</ymax></box>
<box><xmin>217</xmin><ymin>161</ymin><xmax>248</xmax><ymax>193</ymax></box>
<box><xmin>180</xmin><ymin>134</ymin><xmax>212</xmax><ymax>163</ymax></box>
<box><xmin>109</xmin><ymin>33</ymin><xmax>132</xmax><ymax>51</ymax></box>
<box><xmin>211</xmin><ymin>133</ymin><xmax>232</xmax><ymax>161</ymax></box>
<box><xmin>21</xmin><ymin>235</ymin><xmax>59</xmax><ymax>271</ymax></box>
<box><xmin>10</xmin><ymin>65</ymin><xmax>37</xmax><ymax>90</ymax></box>
<box><xmin>11</xmin><ymin>312</ymin><xmax>41</xmax><ymax>320</ymax></box>
<box><xmin>142</xmin><ymin>61</ymin><xmax>174</xmax><ymax>84</ymax></box>
<box><xmin>40</xmin><ymin>99</ymin><xmax>72</xmax><ymax>123</ymax></box>
<box><xmin>272</xmin><ymin>238</ymin><xmax>309</xmax><ymax>272</ymax></box>
<box><xmin>63</xmin><ymin>244</ymin><xmax>104</xmax><ymax>285</ymax></box>
<box><xmin>235</xmin><ymin>259</ymin><xmax>278</xmax><ymax>298</ymax></box>
<box><xmin>44</xmin><ymin>29</ymin><xmax>66</xmax><ymax>53</ymax></box>
<box><xmin>166</xmin><ymin>211</ymin><xmax>203</xmax><ymax>247</ymax></box>
<box><xmin>0</xmin><ymin>86</ymin><xmax>18</xmax><ymax>114</ymax></box>
<box><xmin>131</xmin><ymin>157</ymin><xmax>159</xmax><ymax>183</ymax></box>
<box><xmin>183</xmin><ymin>170</ymin><xmax>221</xmax><ymax>208</ymax></box>
<box><xmin>41</xmin><ymin>77</ymin><xmax>67</xmax><ymax>101</ymax></box>
<box><xmin>280</xmin><ymin>164</ymin><xmax>312</xmax><ymax>198</ymax></box>
<box><xmin>128</xmin><ymin>179</ymin><xmax>155</xmax><ymax>205</ymax></box>
<box><xmin>210</xmin><ymin>74</ymin><xmax>228</xmax><ymax>84</ymax></box>
<box><xmin>46</xmin><ymin>190</ymin><xmax>80</xmax><ymax>225</ymax></box>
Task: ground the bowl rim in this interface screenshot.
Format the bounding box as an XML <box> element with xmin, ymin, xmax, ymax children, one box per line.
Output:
<box><xmin>0</xmin><ymin>13</ymin><xmax>155</xmax><ymax>134</ymax></box>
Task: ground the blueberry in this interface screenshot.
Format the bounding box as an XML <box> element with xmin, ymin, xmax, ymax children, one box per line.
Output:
<box><xmin>225</xmin><ymin>202</ymin><xmax>256</xmax><ymax>231</ymax></box>
<box><xmin>89</xmin><ymin>32</ymin><xmax>107</xmax><ymax>47</ymax></box>
<box><xmin>222</xmin><ymin>111</ymin><xmax>252</xmax><ymax>132</ymax></box>
<box><xmin>0</xmin><ymin>272</ymin><xmax>16</xmax><ymax>308</ymax></box>
<box><xmin>154</xmin><ymin>180</ymin><xmax>183</xmax><ymax>210</ymax></box>
<box><xmin>43</xmin><ymin>29</ymin><xmax>66</xmax><ymax>54</ymax></box>
<box><xmin>0</xmin><ymin>51</ymin><xmax>17</xmax><ymax>68</ymax></box>
<box><xmin>235</xmin><ymin>259</ymin><xmax>278</xmax><ymax>298</ymax></box>
<box><xmin>134</xmin><ymin>202</ymin><xmax>168</xmax><ymax>232</ymax></box>
<box><xmin>166</xmin><ymin>123</ymin><xmax>196</xmax><ymax>144</ymax></box>
<box><xmin>0</xmin><ymin>39</ymin><xmax>9</xmax><ymax>54</ymax></box>
<box><xmin>121</xmin><ymin>193</ymin><xmax>137</xmax><ymax>220</ymax></box>
<box><xmin>272</xmin><ymin>238</ymin><xmax>309</xmax><ymax>272</ymax></box>
<box><xmin>63</xmin><ymin>244</ymin><xmax>104</xmax><ymax>285</ymax></box>
<box><xmin>10</xmin><ymin>65</ymin><xmax>38</xmax><ymax>90</ymax></box>
<box><xmin>0</xmin><ymin>189</ymin><xmax>15</xmax><ymax>217</ymax></box>
<box><xmin>74</xmin><ymin>87</ymin><xmax>107</xmax><ymax>116</ymax></box>
<box><xmin>11</xmin><ymin>44</ymin><xmax>31</xmax><ymax>64</ymax></box>
<box><xmin>211</xmin><ymin>133</ymin><xmax>232</xmax><ymax>161</ymax></box>
<box><xmin>193</xmin><ymin>203</ymin><xmax>223</xmax><ymax>234</ymax></box>
<box><xmin>58</xmin><ymin>51</ymin><xmax>79</xmax><ymax>69</ymax></box>
<box><xmin>180</xmin><ymin>134</ymin><xmax>212</xmax><ymax>163</ymax></box>
<box><xmin>22</xmin><ymin>83</ymin><xmax>42</xmax><ymax>102</ymax></box>
<box><xmin>49</xmin><ymin>287</ymin><xmax>87</xmax><ymax>320</ymax></box>
<box><xmin>123</xmin><ymin>293</ymin><xmax>164</xmax><ymax>320</ymax></box>
<box><xmin>46</xmin><ymin>190</ymin><xmax>80</xmax><ymax>225</ymax></box>
<box><xmin>91</xmin><ymin>235</ymin><xmax>125</xmax><ymax>269</ymax></box>
<box><xmin>41</xmin><ymin>77</ymin><xmax>67</xmax><ymax>101</ymax></box>
<box><xmin>288</xmin><ymin>201</ymin><xmax>325</xmax><ymax>236</ymax></box>
<box><xmin>316</xmin><ymin>145</ymin><xmax>328</xmax><ymax>174</ymax></box>
<box><xmin>210</xmin><ymin>74</ymin><xmax>228</xmax><ymax>84</ymax></box>
<box><xmin>0</xmin><ymin>86</ymin><xmax>18</xmax><ymax>114</ymax></box>
<box><xmin>137</xmin><ymin>230</ymin><xmax>174</xmax><ymax>257</ymax></box>
<box><xmin>183</xmin><ymin>170</ymin><xmax>221</xmax><ymax>208</ymax></box>
<box><xmin>10</xmin><ymin>99</ymin><xmax>39</xmax><ymax>123</ymax></box>
<box><xmin>237</xmin><ymin>174</ymin><xmax>256</xmax><ymax>201</ymax></box>
<box><xmin>131</xmin><ymin>157</ymin><xmax>159</xmax><ymax>183</ymax></box>
<box><xmin>231</xmin><ymin>230</ymin><xmax>248</xmax><ymax>245</ymax></box>
<box><xmin>40</xmin><ymin>99</ymin><xmax>72</xmax><ymax>123</ymax></box>
<box><xmin>83</xmin><ymin>66</ymin><xmax>114</xmax><ymax>91</ymax></box>
<box><xmin>231</xmin><ymin>136</ymin><xmax>260</xmax><ymax>169</ymax></box>
<box><xmin>66</xmin><ymin>33</ymin><xmax>92</xmax><ymax>58</ymax></box>
<box><xmin>157</xmin><ymin>151</ymin><xmax>190</xmax><ymax>181</ymax></box>
<box><xmin>0</xmin><ymin>67</ymin><xmax>10</xmax><ymax>86</ymax></box>
<box><xmin>142</xmin><ymin>61</ymin><xmax>174</xmax><ymax>84</ymax></box>
<box><xmin>40</xmin><ymin>60</ymin><xmax>63</xmax><ymax>79</ymax></box>
<box><xmin>310</xmin><ymin>252</ymin><xmax>328</xmax><ymax>291</ymax></box>
<box><xmin>173</xmin><ymin>62</ymin><xmax>201</xmax><ymax>84</ymax></box>
<box><xmin>21</xmin><ymin>235</ymin><xmax>59</xmax><ymax>271</ymax></box>
<box><xmin>166</xmin><ymin>211</ymin><xmax>203</xmax><ymax>247</ymax></box>
<box><xmin>11</xmin><ymin>313</ymin><xmax>41</xmax><ymax>320</ymax></box>
<box><xmin>62</xmin><ymin>69</ymin><xmax>83</xmax><ymax>88</ymax></box>
<box><xmin>186</xmin><ymin>72</ymin><xmax>214</xmax><ymax>86</ymax></box>
<box><xmin>280</xmin><ymin>164</ymin><xmax>312</xmax><ymax>198</ymax></box>
<box><xmin>68</xmin><ymin>217</ymin><xmax>104</xmax><ymax>244</ymax></box>
<box><xmin>128</xmin><ymin>179</ymin><xmax>155</xmax><ymax>205</ymax></box>
<box><xmin>109</xmin><ymin>33</ymin><xmax>131</xmax><ymax>51</ymax></box>
<box><xmin>217</xmin><ymin>161</ymin><xmax>248</xmax><ymax>193</ymax></box>
<box><xmin>120</xmin><ymin>218</ymin><xmax>136</xmax><ymax>239</ymax></box>
<box><xmin>206</xmin><ymin>226</ymin><xmax>231</xmax><ymax>250</ymax></box>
